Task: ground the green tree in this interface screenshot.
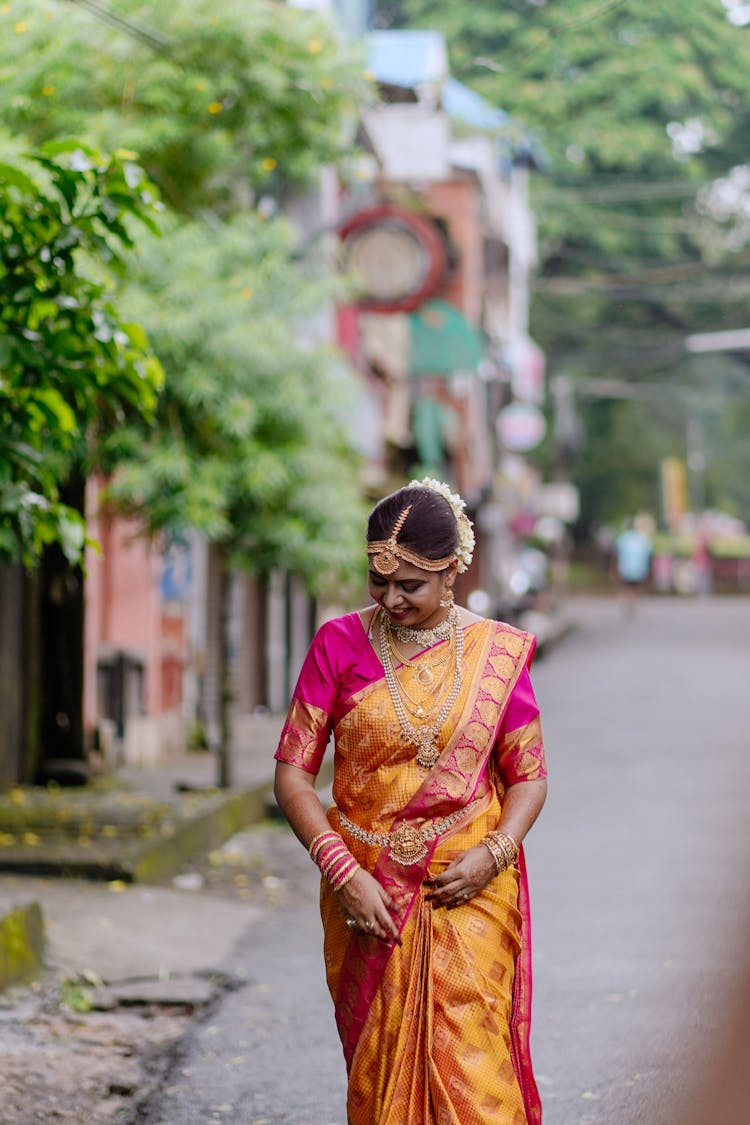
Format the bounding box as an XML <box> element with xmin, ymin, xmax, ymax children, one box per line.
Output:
<box><xmin>0</xmin><ymin>141</ymin><xmax>163</xmax><ymax>783</ymax></box>
<box><xmin>107</xmin><ymin>215</ymin><xmax>366</xmax><ymax>583</ymax></box>
<box><xmin>0</xmin><ymin>142</ymin><xmax>163</xmax><ymax>565</ymax></box>
<box><xmin>377</xmin><ymin>0</ymin><xmax>750</xmax><ymax>529</ymax></box>
<box><xmin>2</xmin><ymin>0</ymin><xmax>367</xmax><ymax>214</ymax></box>
<box><xmin>105</xmin><ymin>217</ymin><xmax>367</xmax><ymax>784</ymax></box>
<box><xmin>0</xmin><ymin>0</ymin><xmax>370</xmax><ymax>783</ymax></box>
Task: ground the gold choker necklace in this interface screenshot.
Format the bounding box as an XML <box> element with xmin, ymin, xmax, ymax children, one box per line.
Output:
<box><xmin>389</xmin><ymin>611</ymin><xmax>455</xmax><ymax>646</ymax></box>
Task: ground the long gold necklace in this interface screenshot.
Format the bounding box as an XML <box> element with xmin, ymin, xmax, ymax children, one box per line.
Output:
<box><xmin>380</xmin><ymin>607</ymin><xmax>464</xmax><ymax>769</ymax></box>
<box><xmin>387</xmin><ymin>633</ymin><xmax>453</xmax><ymax>687</ymax></box>
<box><xmin>386</xmin><ymin>632</ymin><xmax>455</xmax><ymax>718</ymax></box>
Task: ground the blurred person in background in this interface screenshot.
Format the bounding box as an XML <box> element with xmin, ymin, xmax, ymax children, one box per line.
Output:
<box><xmin>274</xmin><ymin>478</ymin><xmax>548</xmax><ymax>1124</ymax></box>
<box><xmin>612</xmin><ymin>515</ymin><xmax>653</xmax><ymax>616</ymax></box>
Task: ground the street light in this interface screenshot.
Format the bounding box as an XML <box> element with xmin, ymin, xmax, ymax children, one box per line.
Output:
<box><xmin>685</xmin><ymin>329</ymin><xmax>750</xmax><ymax>353</ymax></box>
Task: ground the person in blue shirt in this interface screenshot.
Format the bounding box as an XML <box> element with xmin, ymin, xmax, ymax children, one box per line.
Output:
<box><xmin>613</xmin><ymin>522</ymin><xmax>652</xmax><ymax>615</ymax></box>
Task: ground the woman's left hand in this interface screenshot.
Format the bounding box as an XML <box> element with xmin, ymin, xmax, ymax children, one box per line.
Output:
<box><xmin>423</xmin><ymin>844</ymin><xmax>498</xmax><ymax>909</ymax></box>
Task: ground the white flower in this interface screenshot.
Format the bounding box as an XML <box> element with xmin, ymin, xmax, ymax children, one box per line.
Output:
<box><xmin>408</xmin><ymin>476</ymin><xmax>476</xmax><ymax>573</ymax></box>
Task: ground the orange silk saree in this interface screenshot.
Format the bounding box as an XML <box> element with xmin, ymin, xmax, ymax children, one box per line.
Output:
<box><xmin>275</xmin><ymin>612</ymin><xmax>547</xmax><ymax>1124</ymax></box>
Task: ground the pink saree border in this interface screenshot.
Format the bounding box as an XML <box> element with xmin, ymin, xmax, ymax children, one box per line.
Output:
<box><xmin>512</xmin><ymin>846</ymin><xmax>542</xmax><ymax>1124</ymax></box>
<box><xmin>335</xmin><ymin>621</ymin><xmax>541</xmax><ymax>1122</ymax></box>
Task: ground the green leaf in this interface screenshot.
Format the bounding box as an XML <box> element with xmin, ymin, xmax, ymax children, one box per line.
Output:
<box><xmin>0</xmin><ymin>162</ymin><xmax>37</xmax><ymax>195</ymax></box>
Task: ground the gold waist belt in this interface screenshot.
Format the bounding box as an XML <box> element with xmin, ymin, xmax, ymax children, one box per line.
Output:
<box><xmin>339</xmin><ymin>798</ymin><xmax>482</xmax><ymax>867</ymax></box>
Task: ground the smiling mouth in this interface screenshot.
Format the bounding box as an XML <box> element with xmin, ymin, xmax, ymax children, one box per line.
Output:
<box><xmin>387</xmin><ymin>609</ymin><xmax>411</xmax><ymax>619</ymax></box>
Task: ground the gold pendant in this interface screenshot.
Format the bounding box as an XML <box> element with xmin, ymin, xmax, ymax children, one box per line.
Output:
<box><xmin>415</xmin><ymin>737</ymin><xmax>441</xmax><ymax>769</ymax></box>
<box><xmin>416</xmin><ymin>664</ymin><xmax>434</xmax><ymax>686</ymax></box>
<box><xmin>388</xmin><ymin>823</ymin><xmax>428</xmax><ymax>865</ymax></box>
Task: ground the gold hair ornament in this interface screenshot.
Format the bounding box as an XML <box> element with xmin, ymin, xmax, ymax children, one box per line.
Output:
<box><xmin>367</xmin><ymin>504</ymin><xmax>456</xmax><ymax>575</ymax></box>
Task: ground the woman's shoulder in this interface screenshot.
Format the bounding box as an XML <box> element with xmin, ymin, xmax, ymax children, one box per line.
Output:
<box><xmin>312</xmin><ymin>609</ymin><xmax>369</xmax><ymax>645</ymax></box>
<box><xmin>462</xmin><ymin>610</ymin><xmax>536</xmax><ymax>649</ymax></box>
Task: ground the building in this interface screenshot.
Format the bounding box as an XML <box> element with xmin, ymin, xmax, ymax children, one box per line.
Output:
<box><xmin>339</xmin><ymin>28</ymin><xmax>547</xmax><ymax>610</ymax></box>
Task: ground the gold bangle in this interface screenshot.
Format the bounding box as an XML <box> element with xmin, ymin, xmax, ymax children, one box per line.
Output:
<box><xmin>488</xmin><ymin>830</ymin><xmax>519</xmax><ymax>867</ymax></box>
<box><xmin>482</xmin><ymin>830</ymin><xmax>520</xmax><ymax>874</ymax></box>
<box><xmin>481</xmin><ymin>838</ymin><xmax>503</xmax><ymax>874</ymax></box>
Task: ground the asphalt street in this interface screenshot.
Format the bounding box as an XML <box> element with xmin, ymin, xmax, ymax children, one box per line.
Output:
<box><xmin>140</xmin><ymin>595</ymin><xmax>750</xmax><ymax>1125</ymax></box>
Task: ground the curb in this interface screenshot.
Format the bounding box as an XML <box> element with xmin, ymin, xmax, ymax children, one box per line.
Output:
<box><xmin>0</xmin><ymin>899</ymin><xmax>45</xmax><ymax>990</ymax></box>
<box><xmin>0</xmin><ymin>783</ymin><xmax>274</xmax><ymax>883</ymax></box>
<box><xmin>128</xmin><ymin>784</ymin><xmax>274</xmax><ymax>882</ymax></box>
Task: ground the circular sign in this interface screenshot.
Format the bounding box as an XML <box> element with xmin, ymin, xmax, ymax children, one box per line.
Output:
<box><xmin>496</xmin><ymin>403</ymin><xmax>547</xmax><ymax>452</ymax></box>
<box><xmin>339</xmin><ymin>205</ymin><xmax>447</xmax><ymax>313</ymax></box>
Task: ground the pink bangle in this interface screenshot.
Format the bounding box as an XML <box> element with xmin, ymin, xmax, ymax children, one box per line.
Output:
<box><xmin>309</xmin><ymin>831</ymin><xmax>361</xmax><ymax>890</ymax></box>
<box><xmin>317</xmin><ymin>838</ymin><xmax>349</xmax><ymax>869</ymax></box>
<box><xmin>326</xmin><ymin>851</ymin><xmax>356</xmax><ymax>884</ymax></box>
<box><xmin>309</xmin><ymin>830</ymin><xmax>341</xmax><ymax>863</ymax></box>
<box><xmin>331</xmin><ymin>859</ymin><xmax>360</xmax><ymax>891</ymax></box>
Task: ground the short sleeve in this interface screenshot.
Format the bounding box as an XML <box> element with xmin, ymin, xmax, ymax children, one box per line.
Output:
<box><xmin>274</xmin><ymin>624</ymin><xmax>338</xmax><ymax>775</ymax></box>
<box><xmin>494</xmin><ymin>665</ymin><xmax>547</xmax><ymax>785</ymax></box>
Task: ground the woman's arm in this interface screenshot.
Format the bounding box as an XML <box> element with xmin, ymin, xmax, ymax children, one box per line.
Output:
<box><xmin>496</xmin><ymin>776</ymin><xmax>548</xmax><ymax>844</ymax></box>
<box><xmin>274</xmin><ymin>762</ymin><xmax>401</xmax><ymax>944</ymax></box>
<box><xmin>274</xmin><ymin>761</ymin><xmax>331</xmax><ymax>849</ymax></box>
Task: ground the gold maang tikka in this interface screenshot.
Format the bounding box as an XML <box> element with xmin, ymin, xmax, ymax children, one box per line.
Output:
<box><xmin>368</xmin><ymin>505</ymin><xmax>457</xmax><ymax>575</ymax></box>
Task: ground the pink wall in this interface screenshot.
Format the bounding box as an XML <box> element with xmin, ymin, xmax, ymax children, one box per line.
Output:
<box><xmin>423</xmin><ymin>177</ymin><xmax>484</xmax><ymax>323</ymax></box>
<box><xmin>84</xmin><ymin>482</ymin><xmax>165</xmax><ymax>732</ymax></box>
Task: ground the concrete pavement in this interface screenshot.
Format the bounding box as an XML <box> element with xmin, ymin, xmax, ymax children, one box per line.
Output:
<box><xmin>0</xmin><ymin>711</ymin><xmax>288</xmax><ymax>992</ymax></box>
<box><xmin>526</xmin><ymin>595</ymin><xmax>750</xmax><ymax>1125</ymax></box>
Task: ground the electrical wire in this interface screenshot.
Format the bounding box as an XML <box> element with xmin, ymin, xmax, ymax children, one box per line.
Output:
<box><xmin>534</xmin><ymin>276</ymin><xmax>750</xmax><ymax>299</ymax></box>
<box><xmin>59</xmin><ymin>0</ymin><xmax>170</xmax><ymax>53</ymax></box>
<box><xmin>515</xmin><ymin>0</ymin><xmax>635</xmax><ymax>62</ymax></box>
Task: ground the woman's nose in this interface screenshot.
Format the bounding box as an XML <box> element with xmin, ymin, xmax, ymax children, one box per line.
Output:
<box><xmin>382</xmin><ymin>585</ymin><xmax>404</xmax><ymax>608</ymax></box>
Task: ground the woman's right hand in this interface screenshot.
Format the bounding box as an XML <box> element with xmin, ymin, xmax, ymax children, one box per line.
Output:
<box><xmin>338</xmin><ymin>868</ymin><xmax>401</xmax><ymax>945</ymax></box>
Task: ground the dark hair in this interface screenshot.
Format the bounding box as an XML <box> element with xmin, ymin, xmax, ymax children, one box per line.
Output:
<box><xmin>367</xmin><ymin>486</ymin><xmax>458</xmax><ymax>563</ymax></box>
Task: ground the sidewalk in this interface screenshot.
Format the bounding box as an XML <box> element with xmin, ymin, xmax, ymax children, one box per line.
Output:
<box><xmin>0</xmin><ymin>713</ymin><xmax>289</xmax><ymax>1122</ymax></box>
<box><xmin>0</xmin><ymin>712</ymin><xmax>286</xmax><ymax>989</ymax></box>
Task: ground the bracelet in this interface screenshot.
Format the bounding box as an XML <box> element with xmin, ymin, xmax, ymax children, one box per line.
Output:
<box><xmin>309</xmin><ymin>830</ymin><xmax>340</xmax><ymax>861</ymax></box>
<box><xmin>481</xmin><ymin>829</ymin><xmax>520</xmax><ymax>875</ymax></box>
<box><xmin>308</xmin><ymin>830</ymin><xmax>361</xmax><ymax>891</ymax></box>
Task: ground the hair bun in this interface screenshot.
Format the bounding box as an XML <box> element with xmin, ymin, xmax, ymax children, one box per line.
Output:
<box><xmin>408</xmin><ymin>477</ymin><xmax>475</xmax><ymax>573</ymax></box>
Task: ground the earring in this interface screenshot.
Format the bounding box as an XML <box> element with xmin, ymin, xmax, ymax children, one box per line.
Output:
<box><xmin>440</xmin><ymin>588</ymin><xmax>454</xmax><ymax>608</ymax></box>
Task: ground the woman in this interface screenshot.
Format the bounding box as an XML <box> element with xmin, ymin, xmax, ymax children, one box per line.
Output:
<box><xmin>274</xmin><ymin>478</ymin><xmax>548</xmax><ymax>1124</ymax></box>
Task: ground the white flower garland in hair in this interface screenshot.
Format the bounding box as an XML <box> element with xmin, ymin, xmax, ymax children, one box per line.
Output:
<box><xmin>409</xmin><ymin>476</ymin><xmax>476</xmax><ymax>573</ymax></box>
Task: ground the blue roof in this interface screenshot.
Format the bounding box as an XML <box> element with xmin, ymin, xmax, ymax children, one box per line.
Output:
<box><xmin>365</xmin><ymin>29</ymin><xmax>543</xmax><ymax>168</ymax></box>
<box><xmin>366</xmin><ymin>30</ymin><xmax>448</xmax><ymax>89</ymax></box>
<box><xmin>366</xmin><ymin>32</ymin><xmax>508</xmax><ymax>132</ymax></box>
<box><xmin>442</xmin><ymin>78</ymin><xmax>509</xmax><ymax>132</ymax></box>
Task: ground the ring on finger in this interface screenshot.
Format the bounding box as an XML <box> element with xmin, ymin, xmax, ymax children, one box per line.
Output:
<box><xmin>345</xmin><ymin>918</ymin><xmax>356</xmax><ymax>928</ymax></box>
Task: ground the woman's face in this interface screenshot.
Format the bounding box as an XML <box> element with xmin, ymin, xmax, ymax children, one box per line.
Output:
<box><xmin>367</xmin><ymin>560</ymin><xmax>453</xmax><ymax>629</ymax></box>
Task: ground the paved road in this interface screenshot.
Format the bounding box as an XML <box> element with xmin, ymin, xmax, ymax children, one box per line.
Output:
<box><xmin>528</xmin><ymin>596</ymin><xmax>750</xmax><ymax>1125</ymax></box>
<box><xmin>141</xmin><ymin>596</ymin><xmax>750</xmax><ymax>1125</ymax></box>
